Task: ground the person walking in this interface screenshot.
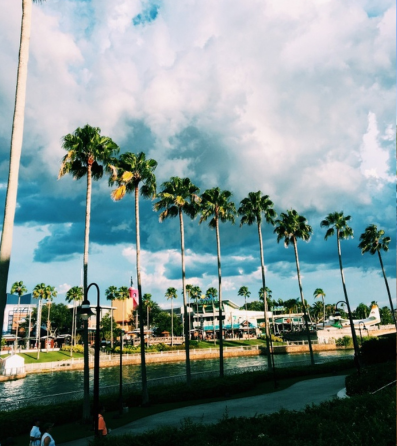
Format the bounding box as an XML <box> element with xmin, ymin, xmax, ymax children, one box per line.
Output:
<box><xmin>41</xmin><ymin>423</ymin><xmax>55</xmax><ymax>446</ymax></box>
<box><xmin>29</xmin><ymin>419</ymin><xmax>41</xmax><ymax>446</ymax></box>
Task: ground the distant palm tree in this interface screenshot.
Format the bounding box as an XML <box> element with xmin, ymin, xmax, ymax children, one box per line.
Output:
<box><xmin>206</xmin><ymin>287</ymin><xmax>218</xmax><ymax>343</ymax></box>
<box><xmin>110</xmin><ymin>151</ymin><xmax>157</xmax><ymax>405</ymax></box>
<box><xmin>10</xmin><ymin>281</ymin><xmax>27</xmax><ymax>343</ymax></box>
<box><xmin>0</xmin><ymin>0</ymin><xmax>46</xmax><ymax>349</ymax></box>
<box><xmin>320</xmin><ymin>211</ymin><xmax>360</xmax><ymax>365</ymax></box>
<box><xmin>238</xmin><ymin>286</ymin><xmax>251</xmax><ymax>312</ymax></box>
<box><xmin>59</xmin><ymin>124</ymin><xmax>119</xmax><ymax>294</ymax></box>
<box><xmin>274</xmin><ymin>209</ymin><xmax>315</xmax><ymax>366</ymax></box>
<box><xmin>105</xmin><ymin>286</ymin><xmax>118</xmax><ymax>348</ymax></box>
<box><xmin>358</xmin><ymin>224</ymin><xmax>396</xmax><ymax>328</ymax></box>
<box><xmin>313</xmin><ymin>288</ymin><xmax>326</xmax><ymax>329</ymax></box>
<box><xmin>185</xmin><ymin>284</ymin><xmax>194</xmax><ymax>332</ymax></box>
<box><xmin>33</xmin><ymin>283</ymin><xmax>57</xmax><ymax>353</ymax></box>
<box><xmin>238</xmin><ymin>192</ymin><xmax>276</xmax><ymax>368</ymax></box>
<box><xmin>154</xmin><ymin>177</ymin><xmax>200</xmax><ymax>385</ymax></box>
<box><xmin>200</xmin><ymin>188</ymin><xmax>236</xmax><ymax>377</ymax></box>
<box><xmin>165</xmin><ymin>287</ymin><xmax>178</xmax><ymax>346</ymax></box>
<box><xmin>191</xmin><ymin>285</ymin><xmax>202</xmax><ymax>314</ymax></box>
<box><xmin>65</xmin><ymin>286</ymin><xmax>83</xmax><ymax>352</ymax></box>
<box><xmin>143</xmin><ymin>293</ymin><xmax>155</xmax><ymax>329</ymax></box>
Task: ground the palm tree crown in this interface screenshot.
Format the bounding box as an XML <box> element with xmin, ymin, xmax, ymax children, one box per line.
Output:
<box><xmin>10</xmin><ymin>281</ymin><xmax>27</xmax><ymax>297</ymax></box>
<box><xmin>199</xmin><ymin>188</ymin><xmax>236</xmax><ymax>227</ymax></box>
<box><xmin>274</xmin><ymin>209</ymin><xmax>312</xmax><ymax>246</ymax></box>
<box><xmin>358</xmin><ymin>224</ymin><xmax>390</xmax><ymax>255</ymax></box>
<box><xmin>320</xmin><ymin>211</ymin><xmax>353</xmax><ymax>241</ymax></box>
<box><xmin>65</xmin><ymin>286</ymin><xmax>83</xmax><ymax>303</ymax></box>
<box><xmin>238</xmin><ymin>191</ymin><xmax>277</xmax><ymax>227</ymax></box>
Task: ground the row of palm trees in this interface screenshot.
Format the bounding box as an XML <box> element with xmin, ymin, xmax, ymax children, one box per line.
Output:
<box><xmin>53</xmin><ymin>124</ymin><xmax>395</xmax><ymax>401</ymax></box>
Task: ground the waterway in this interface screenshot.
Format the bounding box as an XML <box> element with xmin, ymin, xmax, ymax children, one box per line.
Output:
<box><xmin>0</xmin><ymin>350</ymin><xmax>352</xmax><ymax>408</ymax></box>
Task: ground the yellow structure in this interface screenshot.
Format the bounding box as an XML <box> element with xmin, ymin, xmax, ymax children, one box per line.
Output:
<box><xmin>112</xmin><ymin>298</ymin><xmax>134</xmax><ymax>328</ymax></box>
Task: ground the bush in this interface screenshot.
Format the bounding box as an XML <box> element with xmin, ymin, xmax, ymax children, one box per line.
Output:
<box><xmin>335</xmin><ymin>336</ymin><xmax>352</xmax><ymax>347</ymax></box>
<box><xmin>61</xmin><ymin>345</ymin><xmax>84</xmax><ymax>353</ymax></box>
<box><xmin>346</xmin><ymin>362</ymin><xmax>395</xmax><ymax>395</ymax></box>
<box><xmin>360</xmin><ymin>335</ymin><xmax>396</xmax><ymax>364</ymax></box>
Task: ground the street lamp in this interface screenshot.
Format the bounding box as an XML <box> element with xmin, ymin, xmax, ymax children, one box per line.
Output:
<box><xmin>358</xmin><ymin>322</ymin><xmax>367</xmax><ymax>344</ymax></box>
<box><xmin>79</xmin><ymin>283</ymin><xmax>101</xmax><ymax>435</ymax></box>
<box><xmin>334</xmin><ymin>300</ymin><xmax>361</xmax><ymax>372</ymax></box>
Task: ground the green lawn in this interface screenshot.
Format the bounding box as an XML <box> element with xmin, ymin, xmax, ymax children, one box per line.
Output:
<box><xmin>0</xmin><ymin>350</ymin><xmax>84</xmax><ymax>363</ymax></box>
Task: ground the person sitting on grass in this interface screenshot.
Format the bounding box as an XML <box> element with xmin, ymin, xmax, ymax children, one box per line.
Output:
<box><xmin>98</xmin><ymin>406</ymin><xmax>108</xmax><ymax>437</ymax></box>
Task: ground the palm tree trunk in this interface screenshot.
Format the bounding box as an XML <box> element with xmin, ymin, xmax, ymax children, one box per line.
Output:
<box><xmin>171</xmin><ymin>299</ymin><xmax>174</xmax><ymax>346</ymax></box>
<box><xmin>179</xmin><ymin>210</ymin><xmax>191</xmax><ymax>384</ymax></box>
<box><xmin>215</xmin><ymin>219</ymin><xmax>224</xmax><ymax>377</ymax></box>
<box><xmin>135</xmin><ymin>186</ymin><xmax>149</xmax><ymax>405</ymax></box>
<box><xmin>336</xmin><ymin>234</ymin><xmax>361</xmax><ymax>368</ymax></box>
<box><xmin>0</xmin><ymin>0</ymin><xmax>33</xmax><ymax>349</ymax></box>
<box><xmin>378</xmin><ymin>251</ymin><xmax>397</xmax><ymax>328</ymax></box>
<box><xmin>257</xmin><ymin>223</ymin><xmax>272</xmax><ymax>368</ymax></box>
<box><xmin>46</xmin><ymin>301</ymin><xmax>51</xmax><ymax>352</ymax></box>
<box><xmin>83</xmin><ymin>164</ymin><xmax>92</xmax><ymax>293</ymax></box>
<box><xmin>322</xmin><ymin>297</ymin><xmax>325</xmax><ymax>330</ymax></box>
<box><xmin>292</xmin><ymin>238</ymin><xmax>315</xmax><ymax>366</ymax></box>
<box><xmin>36</xmin><ymin>299</ymin><xmax>41</xmax><ymax>360</ymax></box>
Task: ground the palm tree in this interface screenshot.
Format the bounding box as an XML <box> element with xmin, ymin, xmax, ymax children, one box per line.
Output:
<box><xmin>238</xmin><ymin>286</ymin><xmax>251</xmax><ymax>312</ymax></box>
<box><xmin>313</xmin><ymin>288</ymin><xmax>326</xmax><ymax>329</ymax></box>
<box><xmin>154</xmin><ymin>177</ymin><xmax>200</xmax><ymax>384</ymax></box>
<box><xmin>274</xmin><ymin>209</ymin><xmax>315</xmax><ymax>366</ymax></box>
<box><xmin>59</xmin><ymin>124</ymin><xmax>119</xmax><ymax>294</ymax></box>
<box><xmin>165</xmin><ymin>287</ymin><xmax>178</xmax><ymax>346</ymax></box>
<box><xmin>110</xmin><ymin>151</ymin><xmax>157</xmax><ymax>405</ymax></box>
<box><xmin>199</xmin><ymin>188</ymin><xmax>236</xmax><ymax>377</ymax></box>
<box><xmin>143</xmin><ymin>294</ymin><xmax>154</xmax><ymax>330</ymax></box>
<box><xmin>358</xmin><ymin>224</ymin><xmax>396</xmax><ymax>328</ymax></box>
<box><xmin>33</xmin><ymin>283</ymin><xmax>57</xmax><ymax>352</ymax></box>
<box><xmin>65</xmin><ymin>286</ymin><xmax>83</xmax><ymax>353</ymax></box>
<box><xmin>10</xmin><ymin>281</ymin><xmax>27</xmax><ymax>347</ymax></box>
<box><xmin>206</xmin><ymin>287</ymin><xmax>218</xmax><ymax>343</ymax></box>
<box><xmin>0</xmin><ymin>0</ymin><xmax>46</xmax><ymax>349</ymax></box>
<box><xmin>320</xmin><ymin>211</ymin><xmax>360</xmax><ymax>366</ymax></box>
<box><xmin>238</xmin><ymin>192</ymin><xmax>276</xmax><ymax>368</ymax></box>
<box><xmin>191</xmin><ymin>285</ymin><xmax>202</xmax><ymax>314</ymax></box>
<box><xmin>105</xmin><ymin>286</ymin><xmax>118</xmax><ymax>348</ymax></box>
<box><xmin>185</xmin><ymin>284</ymin><xmax>193</xmax><ymax>332</ymax></box>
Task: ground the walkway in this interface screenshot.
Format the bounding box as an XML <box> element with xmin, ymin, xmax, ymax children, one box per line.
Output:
<box><xmin>60</xmin><ymin>375</ymin><xmax>347</xmax><ymax>446</ymax></box>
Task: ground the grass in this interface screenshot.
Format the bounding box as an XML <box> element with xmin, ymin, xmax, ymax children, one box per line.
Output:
<box><xmin>0</xmin><ymin>350</ymin><xmax>84</xmax><ymax>363</ymax></box>
<box><xmin>8</xmin><ymin>364</ymin><xmax>353</xmax><ymax>446</ymax></box>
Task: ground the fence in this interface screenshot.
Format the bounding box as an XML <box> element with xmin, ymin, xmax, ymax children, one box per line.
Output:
<box><xmin>0</xmin><ymin>352</ymin><xmax>351</xmax><ymax>412</ymax></box>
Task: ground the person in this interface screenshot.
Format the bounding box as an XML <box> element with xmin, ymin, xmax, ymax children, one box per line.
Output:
<box><xmin>98</xmin><ymin>406</ymin><xmax>108</xmax><ymax>437</ymax></box>
<box><xmin>41</xmin><ymin>423</ymin><xmax>55</xmax><ymax>446</ymax></box>
<box><xmin>30</xmin><ymin>419</ymin><xmax>41</xmax><ymax>446</ymax></box>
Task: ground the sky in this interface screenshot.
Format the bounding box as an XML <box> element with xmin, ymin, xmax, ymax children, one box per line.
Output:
<box><xmin>0</xmin><ymin>0</ymin><xmax>395</xmax><ymax>311</ymax></box>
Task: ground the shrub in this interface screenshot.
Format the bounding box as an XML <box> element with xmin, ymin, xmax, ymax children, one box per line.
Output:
<box><xmin>346</xmin><ymin>361</ymin><xmax>395</xmax><ymax>395</ymax></box>
<box><xmin>61</xmin><ymin>345</ymin><xmax>84</xmax><ymax>353</ymax></box>
<box><xmin>360</xmin><ymin>335</ymin><xmax>396</xmax><ymax>364</ymax></box>
<box><xmin>335</xmin><ymin>336</ymin><xmax>352</xmax><ymax>347</ymax></box>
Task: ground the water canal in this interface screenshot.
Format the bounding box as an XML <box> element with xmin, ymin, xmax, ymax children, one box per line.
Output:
<box><xmin>0</xmin><ymin>350</ymin><xmax>352</xmax><ymax>409</ymax></box>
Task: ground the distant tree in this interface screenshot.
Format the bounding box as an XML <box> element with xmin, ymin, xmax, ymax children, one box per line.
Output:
<box><xmin>190</xmin><ymin>285</ymin><xmax>202</xmax><ymax>313</ymax></box>
<box><xmin>65</xmin><ymin>286</ymin><xmax>83</xmax><ymax>349</ymax></box>
<box><xmin>313</xmin><ymin>288</ymin><xmax>326</xmax><ymax>329</ymax></box>
<box><xmin>200</xmin><ymin>188</ymin><xmax>236</xmax><ymax>377</ymax></box>
<box><xmin>165</xmin><ymin>287</ymin><xmax>178</xmax><ymax>346</ymax></box>
<box><xmin>379</xmin><ymin>306</ymin><xmax>393</xmax><ymax>325</ymax></box>
<box><xmin>358</xmin><ymin>224</ymin><xmax>396</xmax><ymax>328</ymax></box>
<box><xmin>274</xmin><ymin>209</ymin><xmax>315</xmax><ymax>365</ymax></box>
<box><xmin>33</xmin><ymin>283</ymin><xmax>57</xmax><ymax>352</ymax></box>
<box><xmin>243</xmin><ymin>301</ymin><xmax>264</xmax><ymax>312</ymax></box>
<box><xmin>238</xmin><ymin>286</ymin><xmax>251</xmax><ymax>311</ymax></box>
<box><xmin>10</xmin><ymin>281</ymin><xmax>27</xmax><ymax>340</ymax></box>
<box><xmin>100</xmin><ymin>313</ymin><xmax>117</xmax><ymax>341</ymax></box>
<box><xmin>354</xmin><ymin>303</ymin><xmax>370</xmax><ymax>320</ymax></box>
<box><xmin>143</xmin><ymin>293</ymin><xmax>156</xmax><ymax>329</ymax></box>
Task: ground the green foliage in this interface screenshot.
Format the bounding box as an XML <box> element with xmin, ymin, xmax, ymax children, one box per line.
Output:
<box><xmin>61</xmin><ymin>344</ymin><xmax>84</xmax><ymax>353</ymax></box>
<box><xmin>346</xmin><ymin>361</ymin><xmax>395</xmax><ymax>395</ymax></box>
<box><xmin>360</xmin><ymin>335</ymin><xmax>396</xmax><ymax>364</ymax></box>
<box><xmin>335</xmin><ymin>336</ymin><xmax>352</xmax><ymax>347</ymax></box>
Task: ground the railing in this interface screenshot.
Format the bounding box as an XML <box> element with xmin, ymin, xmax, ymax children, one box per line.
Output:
<box><xmin>1</xmin><ymin>353</ymin><xmax>352</xmax><ymax>412</ymax></box>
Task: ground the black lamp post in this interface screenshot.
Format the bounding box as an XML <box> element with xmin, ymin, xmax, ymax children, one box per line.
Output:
<box><xmin>80</xmin><ymin>283</ymin><xmax>101</xmax><ymax>436</ymax></box>
<box><xmin>335</xmin><ymin>300</ymin><xmax>361</xmax><ymax>372</ymax></box>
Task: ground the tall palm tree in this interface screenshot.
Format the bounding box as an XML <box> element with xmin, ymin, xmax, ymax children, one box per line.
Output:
<box><xmin>358</xmin><ymin>224</ymin><xmax>396</xmax><ymax>328</ymax></box>
<box><xmin>238</xmin><ymin>192</ymin><xmax>276</xmax><ymax>368</ymax></box>
<box><xmin>154</xmin><ymin>177</ymin><xmax>200</xmax><ymax>385</ymax></box>
<box><xmin>238</xmin><ymin>286</ymin><xmax>251</xmax><ymax>312</ymax></box>
<box><xmin>110</xmin><ymin>151</ymin><xmax>157</xmax><ymax>405</ymax></box>
<box><xmin>10</xmin><ymin>281</ymin><xmax>27</xmax><ymax>346</ymax></box>
<box><xmin>313</xmin><ymin>288</ymin><xmax>326</xmax><ymax>329</ymax></box>
<box><xmin>185</xmin><ymin>284</ymin><xmax>193</xmax><ymax>332</ymax></box>
<box><xmin>0</xmin><ymin>0</ymin><xmax>45</xmax><ymax>349</ymax></box>
<box><xmin>165</xmin><ymin>287</ymin><xmax>177</xmax><ymax>346</ymax></box>
<box><xmin>274</xmin><ymin>209</ymin><xmax>315</xmax><ymax>366</ymax></box>
<box><xmin>206</xmin><ymin>287</ymin><xmax>218</xmax><ymax>343</ymax></box>
<box><xmin>59</xmin><ymin>124</ymin><xmax>119</xmax><ymax>294</ymax></box>
<box><xmin>320</xmin><ymin>211</ymin><xmax>360</xmax><ymax>366</ymax></box>
<box><xmin>259</xmin><ymin>287</ymin><xmax>274</xmax><ymax>335</ymax></box>
<box><xmin>33</xmin><ymin>283</ymin><xmax>57</xmax><ymax>352</ymax></box>
<box><xmin>65</xmin><ymin>286</ymin><xmax>83</xmax><ymax>353</ymax></box>
<box><xmin>199</xmin><ymin>188</ymin><xmax>236</xmax><ymax>377</ymax></box>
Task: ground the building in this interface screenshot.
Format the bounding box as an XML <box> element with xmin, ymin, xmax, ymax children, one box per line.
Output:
<box><xmin>2</xmin><ymin>293</ymin><xmax>36</xmax><ymax>337</ymax></box>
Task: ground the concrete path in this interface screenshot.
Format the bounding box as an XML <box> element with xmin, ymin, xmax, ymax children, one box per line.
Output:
<box><xmin>60</xmin><ymin>375</ymin><xmax>347</xmax><ymax>446</ymax></box>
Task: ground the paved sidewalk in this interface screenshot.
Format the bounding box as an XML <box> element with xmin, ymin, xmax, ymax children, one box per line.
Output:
<box><xmin>61</xmin><ymin>375</ymin><xmax>347</xmax><ymax>446</ymax></box>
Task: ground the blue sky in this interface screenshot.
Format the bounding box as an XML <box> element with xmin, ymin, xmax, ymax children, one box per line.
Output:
<box><xmin>0</xmin><ymin>0</ymin><xmax>395</xmax><ymax>311</ymax></box>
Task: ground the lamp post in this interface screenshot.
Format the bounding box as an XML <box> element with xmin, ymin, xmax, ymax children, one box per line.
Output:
<box><xmin>79</xmin><ymin>283</ymin><xmax>101</xmax><ymax>434</ymax></box>
<box><xmin>335</xmin><ymin>300</ymin><xmax>361</xmax><ymax>372</ymax></box>
<box><xmin>358</xmin><ymin>322</ymin><xmax>367</xmax><ymax>344</ymax></box>
<box><xmin>119</xmin><ymin>328</ymin><xmax>124</xmax><ymax>416</ymax></box>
